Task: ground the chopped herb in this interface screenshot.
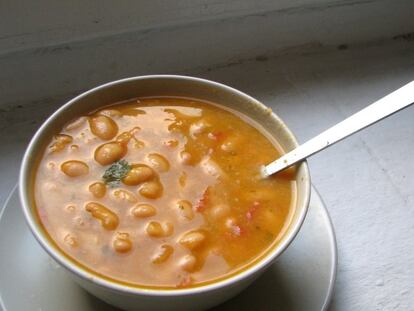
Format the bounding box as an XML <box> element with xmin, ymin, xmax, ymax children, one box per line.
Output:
<box><xmin>102</xmin><ymin>160</ymin><xmax>131</xmax><ymax>187</ymax></box>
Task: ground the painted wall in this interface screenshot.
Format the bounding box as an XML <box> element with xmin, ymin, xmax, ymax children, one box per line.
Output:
<box><xmin>0</xmin><ymin>0</ymin><xmax>413</xmax><ymax>106</ymax></box>
<box><xmin>1</xmin><ymin>0</ymin><xmax>330</xmax><ymax>54</ymax></box>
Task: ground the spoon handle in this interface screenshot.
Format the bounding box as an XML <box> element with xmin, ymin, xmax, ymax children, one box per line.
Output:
<box><xmin>263</xmin><ymin>80</ymin><xmax>414</xmax><ymax>177</ymax></box>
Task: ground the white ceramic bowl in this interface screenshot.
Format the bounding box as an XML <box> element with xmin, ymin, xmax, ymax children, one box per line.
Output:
<box><xmin>19</xmin><ymin>75</ymin><xmax>311</xmax><ymax>311</ymax></box>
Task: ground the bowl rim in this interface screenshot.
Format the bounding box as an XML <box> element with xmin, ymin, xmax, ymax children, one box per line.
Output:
<box><xmin>19</xmin><ymin>74</ymin><xmax>311</xmax><ymax>296</ymax></box>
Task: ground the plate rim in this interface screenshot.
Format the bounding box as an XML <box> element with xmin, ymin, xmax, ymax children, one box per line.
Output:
<box><xmin>0</xmin><ymin>184</ymin><xmax>17</xmax><ymax>311</ymax></box>
<box><xmin>311</xmin><ymin>185</ymin><xmax>338</xmax><ymax>311</ymax></box>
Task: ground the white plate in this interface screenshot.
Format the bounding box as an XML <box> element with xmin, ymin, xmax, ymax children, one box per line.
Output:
<box><xmin>0</xmin><ymin>186</ymin><xmax>336</xmax><ymax>311</ymax></box>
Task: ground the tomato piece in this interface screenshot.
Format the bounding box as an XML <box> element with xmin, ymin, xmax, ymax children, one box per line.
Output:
<box><xmin>246</xmin><ymin>201</ymin><xmax>261</xmax><ymax>221</ymax></box>
<box><xmin>208</xmin><ymin>131</ymin><xmax>226</xmax><ymax>142</ymax></box>
<box><xmin>225</xmin><ymin>223</ymin><xmax>248</xmax><ymax>239</ymax></box>
<box><xmin>176</xmin><ymin>275</ymin><xmax>194</xmax><ymax>288</ymax></box>
<box><xmin>195</xmin><ymin>188</ymin><xmax>210</xmax><ymax>212</ymax></box>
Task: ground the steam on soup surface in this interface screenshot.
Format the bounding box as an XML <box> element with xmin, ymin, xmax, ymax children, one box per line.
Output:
<box><xmin>34</xmin><ymin>97</ymin><xmax>295</xmax><ymax>288</ymax></box>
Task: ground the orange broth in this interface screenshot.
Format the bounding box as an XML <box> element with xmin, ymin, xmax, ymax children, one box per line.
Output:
<box><xmin>34</xmin><ymin>97</ymin><xmax>295</xmax><ymax>288</ymax></box>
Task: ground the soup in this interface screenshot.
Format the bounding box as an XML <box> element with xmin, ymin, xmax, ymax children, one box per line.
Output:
<box><xmin>34</xmin><ymin>97</ymin><xmax>295</xmax><ymax>288</ymax></box>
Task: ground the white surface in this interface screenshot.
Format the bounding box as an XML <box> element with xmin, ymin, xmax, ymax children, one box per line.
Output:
<box><xmin>1</xmin><ymin>0</ymin><xmax>414</xmax><ymax>105</ymax></box>
<box><xmin>0</xmin><ymin>39</ymin><xmax>413</xmax><ymax>310</ymax></box>
<box><xmin>0</xmin><ymin>186</ymin><xmax>336</xmax><ymax>311</ymax></box>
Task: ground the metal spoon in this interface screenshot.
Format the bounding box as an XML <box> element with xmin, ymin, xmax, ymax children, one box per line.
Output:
<box><xmin>262</xmin><ymin>81</ymin><xmax>414</xmax><ymax>177</ymax></box>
